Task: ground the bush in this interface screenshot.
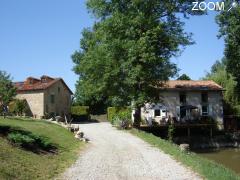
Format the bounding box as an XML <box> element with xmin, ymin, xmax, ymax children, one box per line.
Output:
<box><xmin>111</xmin><ymin>109</ymin><xmax>132</xmax><ymax>129</ymax></box>
<box><xmin>107</xmin><ymin>107</ymin><xmax>131</xmax><ymax>122</ymax></box>
<box><xmin>168</xmin><ymin>124</ymin><xmax>175</xmax><ymax>142</ymax></box>
<box><xmin>7</xmin><ymin>131</ymin><xmax>53</xmax><ymax>151</ymax></box>
<box><xmin>9</xmin><ymin>99</ymin><xmax>29</xmax><ymax>116</ymax></box>
<box><xmin>8</xmin><ymin>132</ymin><xmax>35</xmax><ymax>146</ymax></box>
<box><xmin>71</xmin><ymin>106</ymin><xmax>89</xmax><ymax>115</ymax></box>
<box><xmin>0</xmin><ymin>105</ymin><xmax>3</xmax><ymax>115</ymax></box>
<box><xmin>71</xmin><ymin>106</ymin><xmax>90</xmax><ymax>121</ymax></box>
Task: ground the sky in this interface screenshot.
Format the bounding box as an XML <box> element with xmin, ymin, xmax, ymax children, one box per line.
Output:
<box><xmin>0</xmin><ymin>0</ymin><xmax>224</xmax><ymax>92</ymax></box>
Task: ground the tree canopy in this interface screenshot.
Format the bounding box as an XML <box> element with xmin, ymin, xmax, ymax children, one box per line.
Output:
<box><xmin>0</xmin><ymin>71</ymin><xmax>16</xmax><ymax>108</ymax></box>
<box><xmin>177</xmin><ymin>74</ymin><xmax>191</xmax><ymax>80</ymax></box>
<box><xmin>216</xmin><ymin>2</ymin><xmax>240</xmax><ymax>93</ymax></box>
<box><xmin>73</xmin><ymin>0</ymin><xmax>200</xmax><ymax>107</ymax></box>
<box><xmin>204</xmin><ymin>59</ymin><xmax>240</xmax><ymax>115</ymax></box>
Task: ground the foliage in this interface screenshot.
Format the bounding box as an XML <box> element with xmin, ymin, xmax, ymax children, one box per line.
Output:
<box><xmin>73</xmin><ymin>0</ymin><xmax>201</xmax><ymax>108</ymax></box>
<box><xmin>9</xmin><ymin>99</ymin><xmax>29</xmax><ymax>116</ymax></box>
<box><xmin>177</xmin><ymin>74</ymin><xmax>191</xmax><ymax>80</ymax></box>
<box><xmin>167</xmin><ymin>123</ymin><xmax>175</xmax><ymax>142</ymax></box>
<box><xmin>71</xmin><ymin>106</ymin><xmax>90</xmax><ymax>121</ymax></box>
<box><xmin>204</xmin><ymin>59</ymin><xmax>240</xmax><ymax>115</ymax></box>
<box><xmin>112</xmin><ymin>110</ymin><xmax>132</xmax><ymax>129</ymax></box>
<box><xmin>8</xmin><ymin>132</ymin><xmax>34</xmax><ymax>145</ymax></box>
<box><xmin>107</xmin><ymin>106</ymin><xmax>130</xmax><ymax>122</ymax></box>
<box><xmin>0</xmin><ymin>117</ymin><xmax>83</xmax><ymax>179</ymax></box>
<box><xmin>0</xmin><ymin>71</ymin><xmax>16</xmax><ymax>107</ymax></box>
<box><xmin>71</xmin><ymin>106</ymin><xmax>89</xmax><ymax>115</ymax></box>
<box><xmin>216</xmin><ymin>3</ymin><xmax>240</xmax><ymax>94</ymax></box>
<box><xmin>130</xmin><ymin>129</ymin><xmax>239</xmax><ymax>180</ymax></box>
<box><xmin>7</xmin><ymin>131</ymin><xmax>52</xmax><ymax>151</ymax></box>
<box><xmin>74</xmin><ymin>95</ymin><xmax>109</xmax><ymax>115</ymax></box>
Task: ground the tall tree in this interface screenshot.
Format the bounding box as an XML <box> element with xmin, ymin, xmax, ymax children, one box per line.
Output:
<box><xmin>177</xmin><ymin>74</ymin><xmax>191</xmax><ymax>80</ymax></box>
<box><xmin>204</xmin><ymin>59</ymin><xmax>239</xmax><ymax>114</ymax></box>
<box><xmin>0</xmin><ymin>71</ymin><xmax>16</xmax><ymax>117</ymax></box>
<box><xmin>216</xmin><ymin>2</ymin><xmax>240</xmax><ymax>93</ymax></box>
<box><xmin>73</xmin><ymin>0</ymin><xmax>202</xmax><ymax>124</ymax></box>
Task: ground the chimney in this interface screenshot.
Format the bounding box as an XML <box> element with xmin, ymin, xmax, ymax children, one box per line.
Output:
<box><xmin>25</xmin><ymin>77</ymin><xmax>40</xmax><ymax>85</ymax></box>
<box><xmin>40</xmin><ymin>75</ymin><xmax>54</xmax><ymax>83</ymax></box>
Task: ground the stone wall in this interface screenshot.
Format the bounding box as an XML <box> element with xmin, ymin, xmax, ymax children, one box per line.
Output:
<box><xmin>141</xmin><ymin>90</ymin><xmax>223</xmax><ymax>126</ymax></box>
<box><xmin>16</xmin><ymin>91</ymin><xmax>44</xmax><ymax>118</ymax></box>
<box><xmin>16</xmin><ymin>80</ymin><xmax>72</xmax><ymax>119</ymax></box>
<box><xmin>44</xmin><ymin>80</ymin><xmax>72</xmax><ymax>117</ymax></box>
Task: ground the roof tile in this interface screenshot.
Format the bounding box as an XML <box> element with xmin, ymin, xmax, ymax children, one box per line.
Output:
<box><xmin>14</xmin><ymin>76</ymin><xmax>73</xmax><ymax>94</ymax></box>
<box><xmin>161</xmin><ymin>80</ymin><xmax>223</xmax><ymax>91</ymax></box>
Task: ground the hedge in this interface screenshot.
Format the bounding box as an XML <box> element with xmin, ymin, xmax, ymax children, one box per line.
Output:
<box><xmin>71</xmin><ymin>106</ymin><xmax>90</xmax><ymax>121</ymax></box>
<box><xmin>107</xmin><ymin>107</ymin><xmax>131</xmax><ymax>122</ymax></box>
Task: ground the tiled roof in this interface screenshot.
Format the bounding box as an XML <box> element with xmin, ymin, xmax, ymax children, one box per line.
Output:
<box><xmin>160</xmin><ymin>80</ymin><xmax>223</xmax><ymax>91</ymax></box>
<box><xmin>14</xmin><ymin>76</ymin><xmax>73</xmax><ymax>94</ymax></box>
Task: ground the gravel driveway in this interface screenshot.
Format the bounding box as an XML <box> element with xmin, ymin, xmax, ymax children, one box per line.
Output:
<box><xmin>60</xmin><ymin>122</ymin><xmax>201</xmax><ymax>180</ymax></box>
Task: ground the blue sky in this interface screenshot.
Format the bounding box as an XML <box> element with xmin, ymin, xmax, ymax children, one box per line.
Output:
<box><xmin>0</xmin><ymin>0</ymin><xmax>224</xmax><ymax>92</ymax></box>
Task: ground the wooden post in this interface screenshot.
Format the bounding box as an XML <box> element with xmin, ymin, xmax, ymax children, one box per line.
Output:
<box><xmin>188</xmin><ymin>127</ymin><xmax>190</xmax><ymax>138</ymax></box>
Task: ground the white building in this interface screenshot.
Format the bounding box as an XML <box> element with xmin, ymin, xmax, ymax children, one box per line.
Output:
<box><xmin>136</xmin><ymin>80</ymin><xmax>224</xmax><ymax>128</ymax></box>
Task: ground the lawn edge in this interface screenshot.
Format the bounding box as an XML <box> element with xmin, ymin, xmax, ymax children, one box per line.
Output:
<box><xmin>0</xmin><ymin>117</ymin><xmax>85</xmax><ymax>179</ymax></box>
<box><xmin>129</xmin><ymin>128</ymin><xmax>240</xmax><ymax>180</ymax></box>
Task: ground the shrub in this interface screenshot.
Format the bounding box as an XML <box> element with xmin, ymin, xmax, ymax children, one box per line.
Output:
<box><xmin>168</xmin><ymin>123</ymin><xmax>175</xmax><ymax>142</ymax></box>
<box><xmin>9</xmin><ymin>99</ymin><xmax>29</xmax><ymax>116</ymax></box>
<box><xmin>71</xmin><ymin>106</ymin><xmax>90</xmax><ymax>121</ymax></box>
<box><xmin>7</xmin><ymin>131</ymin><xmax>54</xmax><ymax>151</ymax></box>
<box><xmin>111</xmin><ymin>109</ymin><xmax>132</xmax><ymax>129</ymax></box>
<box><xmin>0</xmin><ymin>105</ymin><xmax>3</xmax><ymax>115</ymax></box>
<box><xmin>107</xmin><ymin>107</ymin><xmax>131</xmax><ymax>122</ymax></box>
<box><xmin>8</xmin><ymin>132</ymin><xmax>34</xmax><ymax>145</ymax></box>
<box><xmin>71</xmin><ymin>106</ymin><xmax>89</xmax><ymax>115</ymax></box>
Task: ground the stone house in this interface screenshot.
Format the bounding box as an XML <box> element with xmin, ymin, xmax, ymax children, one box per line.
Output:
<box><xmin>138</xmin><ymin>80</ymin><xmax>224</xmax><ymax>128</ymax></box>
<box><xmin>14</xmin><ymin>75</ymin><xmax>73</xmax><ymax>119</ymax></box>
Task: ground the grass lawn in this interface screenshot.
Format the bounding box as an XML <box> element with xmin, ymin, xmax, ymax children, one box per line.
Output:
<box><xmin>0</xmin><ymin>117</ymin><xmax>83</xmax><ymax>180</ymax></box>
<box><xmin>130</xmin><ymin>129</ymin><xmax>240</xmax><ymax>180</ymax></box>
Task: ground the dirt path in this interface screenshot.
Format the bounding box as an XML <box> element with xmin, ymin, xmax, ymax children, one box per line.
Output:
<box><xmin>60</xmin><ymin>122</ymin><xmax>201</xmax><ymax>180</ymax></box>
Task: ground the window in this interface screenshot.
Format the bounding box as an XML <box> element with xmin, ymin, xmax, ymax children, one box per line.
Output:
<box><xmin>50</xmin><ymin>94</ymin><xmax>55</xmax><ymax>104</ymax></box>
<box><xmin>201</xmin><ymin>93</ymin><xmax>208</xmax><ymax>103</ymax></box>
<box><xmin>180</xmin><ymin>106</ymin><xmax>187</xmax><ymax>118</ymax></box>
<box><xmin>180</xmin><ymin>93</ymin><xmax>186</xmax><ymax>104</ymax></box>
<box><xmin>154</xmin><ymin>109</ymin><xmax>161</xmax><ymax>117</ymax></box>
<box><xmin>202</xmin><ymin>105</ymin><xmax>208</xmax><ymax>116</ymax></box>
<box><xmin>58</xmin><ymin>87</ymin><xmax>60</xmax><ymax>93</ymax></box>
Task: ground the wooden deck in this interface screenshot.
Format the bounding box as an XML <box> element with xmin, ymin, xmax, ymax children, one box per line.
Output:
<box><xmin>140</xmin><ymin>124</ymin><xmax>216</xmax><ymax>137</ymax></box>
<box><xmin>140</xmin><ymin>123</ymin><xmax>215</xmax><ymax>128</ymax></box>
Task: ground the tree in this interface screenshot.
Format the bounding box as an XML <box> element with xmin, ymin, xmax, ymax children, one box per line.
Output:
<box><xmin>73</xmin><ymin>0</ymin><xmax>202</xmax><ymax>124</ymax></box>
<box><xmin>0</xmin><ymin>71</ymin><xmax>16</xmax><ymax>117</ymax></box>
<box><xmin>12</xmin><ymin>99</ymin><xmax>28</xmax><ymax>116</ymax></box>
<box><xmin>177</xmin><ymin>74</ymin><xmax>191</xmax><ymax>80</ymax></box>
<box><xmin>204</xmin><ymin>59</ymin><xmax>239</xmax><ymax>115</ymax></box>
<box><xmin>216</xmin><ymin>2</ymin><xmax>240</xmax><ymax>94</ymax></box>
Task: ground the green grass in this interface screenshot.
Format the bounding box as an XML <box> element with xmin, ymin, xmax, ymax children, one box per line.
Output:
<box><xmin>130</xmin><ymin>129</ymin><xmax>240</xmax><ymax>180</ymax></box>
<box><xmin>0</xmin><ymin>117</ymin><xmax>83</xmax><ymax>180</ymax></box>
